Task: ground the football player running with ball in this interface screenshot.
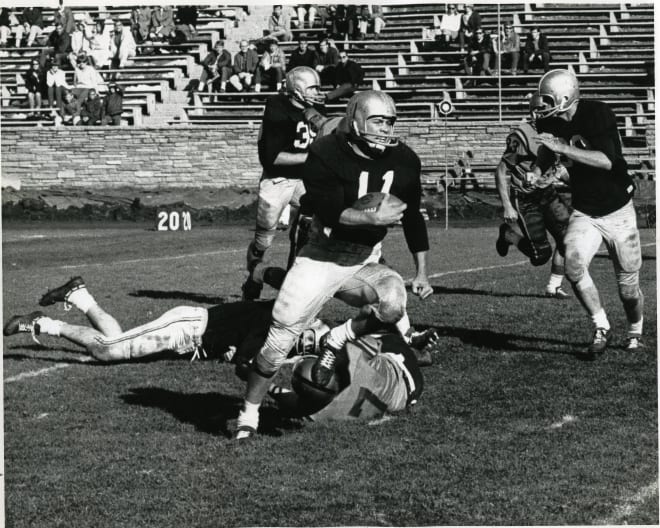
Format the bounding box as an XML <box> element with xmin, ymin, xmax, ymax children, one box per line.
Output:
<box><xmin>534</xmin><ymin>69</ymin><xmax>645</xmax><ymax>359</ymax></box>
<box><xmin>494</xmin><ymin>92</ymin><xmax>572</xmax><ymax>298</ymax></box>
<box><xmin>241</xmin><ymin>66</ymin><xmax>326</xmax><ymax>301</ymax></box>
<box><xmin>235</xmin><ymin>90</ymin><xmax>433</xmax><ymax>439</ymax></box>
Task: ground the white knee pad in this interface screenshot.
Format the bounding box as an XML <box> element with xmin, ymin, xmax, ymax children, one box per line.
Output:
<box><xmin>254</xmin><ymin>322</ymin><xmax>300</xmax><ymax>375</ymax></box>
<box><xmin>617</xmin><ymin>271</ymin><xmax>641</xmax><ymax>300</ymax></box>
<box><xmin>575</xmin><ymin>272</ymin><xmax>595</xmax><ymax>291</ymax></box>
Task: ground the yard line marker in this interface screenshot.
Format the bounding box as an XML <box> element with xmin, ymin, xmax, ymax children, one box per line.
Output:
<box><xmin>368</xmin><ymin>415</ymin><xmax>394</xmax><ymax>426</ymax></box>
<box><xmin>5</xmin><ymin>363</ymin><xmax>71</xmax><ymax>383</ymax></box>
<box><xmin>596</xmin><ymin>479</ymin><xmax>658</xmax><ymax>525</ymax></box>
<box><xmin>548</xmin><ymin>414</ymin><xmax>577</xmax><ymax>429</ymax></box>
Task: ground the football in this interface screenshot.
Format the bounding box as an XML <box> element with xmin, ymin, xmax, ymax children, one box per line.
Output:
<box><xmin>291</xmin><ymin>355</ymin><xmax>339</xmax><ymax>413</ymax></box>
<box><xmin>352</xmin><ymin>192</ymin><xmax>404</xmax><ymax>213</ymax></box>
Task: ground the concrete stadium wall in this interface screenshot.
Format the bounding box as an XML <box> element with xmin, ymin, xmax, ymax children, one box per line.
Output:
<box><xmin>0</xmin><ymin>124</ymin><xmax>510</xmax><ymax>190</ymax></box>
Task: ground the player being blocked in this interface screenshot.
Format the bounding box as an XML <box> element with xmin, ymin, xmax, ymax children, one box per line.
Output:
<box><xmin>235</xmin><ymin>90</ymin><xmax>434</xmax><ymax>440</ymax></box>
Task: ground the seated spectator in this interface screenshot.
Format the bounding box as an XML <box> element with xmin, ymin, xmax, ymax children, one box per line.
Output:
<box><xmin>331</xmin><ymin>5</ymin><xmax>358</xmax><ymax>40</ymax></box>
<box><xmin>55</xmin><ymin>89</ymin><xmax>81</xmax><ymax>126</ymax></box>
<box><xmin>522</xmin><ymin>27</ymin><xmax>551</xmax><ymax>73</ymax></box>
<box><xmin>53</xmin><ymin>0</ymin><xmax>75</xmax><ymax>35</ymax></box>
<box><xmin>46</xmin><ymin>59</ymin><xmax>71</xmax><ymax>112</ymax></box>
<box><xmin>23</xmin><ymin>58</ymin><xmax>47</xmax><ymax>118</ymax></box>
<box><xmin>102</xmin><ymin>82</ymin><xmax>123</xmax><ymax>125</ymax></box>
<box><xmin>70</xmin><ymin>56</ymin><xmax>105</xmax><ymax>101</ymax></box>
<box><xmin>267</xmin><ymin>5</ymin><xmax>292</xmax><ymax>42</ymax></box>
<box><xmin>84</xmin><ymin>20</ymin><xmax>111</xmax><ymax>69</ymax></box>
<box><xmin>255</xmin><ymin>39</ymin><xmax>286</xmax><ymax>92</ymax></box>
<box><xmin>173</xmin><ymin>5</ymin><xmax>198</xmax><ymax>44</ymax></box>
<box><xmin>229</xmin><ymin>40</ymin><xmax>259</xmax><ymax>92</ymax></box>
<box><xmin>0</xmin><ymin>8</ymin><xmax>22</xmax><ymax>47</ymax></box>
<box><xmin>150</xmin><ymin>5</ymin><xmax>176</xmax><ymax>42</ymax></box>
<box><xmin>326</xmin><ymin>49</ymin><xmax>363</xmax><ymax>102</ymax></box>
<box><xmin>459</xmin><ymin>4</ymin><xmax>481</xmax><ymax>53</ymax></box>
<box><xmin>295</xmin><ymin>4</ymin><xmax>316</xmax><ymax>29</ymax></box>
<box><xmin>438</xmin><ymin>4</ymin><xmax>462</xmax><ymax>49</ymax></box>
<box><xmin>131</xmin><ymin>6</ymin><xmax>151</xmax><ymax>44</ymax></box>
<box><xmin>464</xmin><ymin>28</ymin><xmax>493</xmax><ymax>79</ymax></box>
<box><xmin>499</xmin><ymin>23</ymin><xmax>520</xmax><ymax>75</ymax></box>
<box><xmin>315</xmin><ymin>38</ymin><xmax>339</xmax><ymax>85</ymax></box>
<box><xmin>79</xmin><ymin>88</ymin><xmax>103</xmax><ymax>125</ymax></box>
<box><xmin>358</xmin><ymin>5</ymin><xmax>385</xmax><ymax>40</ymax></box>
<box><xmin>20</xmin><ymin>7</ymin><xmax>43</xmax><ymax>47</ymax></box>
<box><xmin>109</xmin><ymin>19</ymin><xmax>137</xmax><ymax>69</ymax></box>
<box><xmin>287</xmin><ymin>38</ymin><xmax>317</xmax><ymax>71</ymax></box>
<box><xmin>198</xmin><ymin>40</ymin><xmax>232</xmax><ymax>93</ymax></box>
<box><xmin>69</xmin><ymin>21</ymin><xmax>86</xmax><ymax>58</ymax></box>
<box><xmin>47</xmin><ymin>22</ymin><xmax>72</xmax><ymax>66</ymax></box>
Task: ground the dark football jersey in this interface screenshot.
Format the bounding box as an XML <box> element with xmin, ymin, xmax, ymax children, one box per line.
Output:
<box><xmin>257</xmin><ymin>94</ymin><xmax>317</xmax><ymax>180</ymax></box>
<box><xmin>536</xmin><ymin>99</ymin><xmax>634</xmax><ymax>216</ymax></box>
<box><xmin>201</xmin><ymin>300</ymin><xmax>273</xmax><ymax>361</ymax></box>
<box><xmin>302</xmin><ymin>132</ymin><xmax>429</xmax><ymax>252</ymax></box>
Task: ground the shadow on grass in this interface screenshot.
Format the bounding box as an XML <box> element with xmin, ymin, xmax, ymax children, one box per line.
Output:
<box><xmin>430</xmin><ymin>285</ymin><xmax>553</xmax><ymax>299</ymax></box>
<box><xmin>128</xmin><ymin>290</ymin><xmax>232</xmax><ymax>304</ymax></box>
<box><xmin>121</xmin><ymin>387</ymin><xmax>303</xmax><ymax>438</ymax></box>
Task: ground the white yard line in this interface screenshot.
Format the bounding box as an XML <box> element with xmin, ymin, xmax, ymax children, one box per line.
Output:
<box><xmin>596</xmin><ymin>479</ymin><xmax>658</xmax><ymax>525</ymax></box>
<box><xmin>4</xmin><ymin>363</ymin><xmax>72</xmax><ymax>383</ymax></box>
<box><xmin>548</xmin><ymin>415</ymin><xmax>577</xmax><ymax>429</ymax></box>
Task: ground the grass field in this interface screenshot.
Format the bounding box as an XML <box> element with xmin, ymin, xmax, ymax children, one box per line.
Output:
<box><xmin>2</xmin><ymin>220</ymin><xmax>658</xmax><ymax>527</ymax></box>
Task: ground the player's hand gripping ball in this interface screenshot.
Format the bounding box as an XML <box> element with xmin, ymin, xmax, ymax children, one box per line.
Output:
<box><xmin>353</xmin><ymin>192</ymin><xmax>407</xmax><ymax>226</ymax></box>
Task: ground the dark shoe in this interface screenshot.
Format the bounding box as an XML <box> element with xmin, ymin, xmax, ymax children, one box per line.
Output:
<box><xmin>39</xmin><ymin>276</ymin><xmax>85</xmax><ymax>306</ymax></box>
<box><xmin>577</xmin><ymin>327</ymin><xmax>611</xmax><ymax>361</ymax></box>
<box><xmin>624</xmin><ymin>334</ymin><xmax>643</xmax><ymax>351</ymax></box>
<box><xmin>407</xmin><ymin>327</ymin><xmax>439</xmax><ymax>351</ymax></box>
<box><xmin>241</xmin><ymin>276</ymin><xmax>263</xmax><ymax>301</ymax></box>
<box><xmin>311</xmin><ymin>335</ymin><xmax>339</xmax><ymax>386</ymax></box>
<box><xmin>496</xmin><ymin>223</ymin><xmax>510</xmax><ymax>257</ymax></box>
<box><xmin>3</xmin><ymin>311</ymin><xmax>44</xmax><ymax>337</ymax></box>
<box><xmin>233</xmin><ymin>425</ymin><xmax>256</xmax><ymax>440</ymax></box>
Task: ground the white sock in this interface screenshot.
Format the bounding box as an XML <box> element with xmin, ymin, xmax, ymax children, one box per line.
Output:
<box><xmin>237</xmin><ymin>401</ymin><xmax>260</xmax><ymax>430</ymax></box>
<box><xmin>628</xmin><ymin>317</ymin><xmax>643</xmax><ymax>336</ymax></box>
<box><xmin>395</xmin><ymin>313</ymin><xmax>411</xmax><ymax>338</ymax></box>
<box><xmin>37</xmin><ymin>317</ymin><xmax>63</xmax><ymax>336</ymax></box>
<box><xmin>591</xmin><ymin>309</ymin><xmax>610</xmax><ymax>330</ymax></box>
<box><xmin>326</xmin><ymin>319</ymin><xmax>356</xmax><ymax>350</ymax></box>
<box><xmin>546</xmin><ymin>273</ymin><xmax>564</xmax><ymax>290</ymax></box>
<box><xmin>67</xmin><ymin>288</ymin><xmax>96</xmax><ymax>313</ymax></box>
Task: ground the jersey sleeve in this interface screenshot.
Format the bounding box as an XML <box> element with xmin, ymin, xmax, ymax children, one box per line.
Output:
<box><xmin>257</xmin><ymin>97</ymin><xmax>297</xmax><ymax>170</ymax></box>
<box><xmin>399</xmin><ymin>155</ymin><xmax>429</xmax><ymax>253</ymax></box>
<box><xmin>302</xmin><ymin>141</ymin><xmax>346</xmax><ymax>228</ymax></box>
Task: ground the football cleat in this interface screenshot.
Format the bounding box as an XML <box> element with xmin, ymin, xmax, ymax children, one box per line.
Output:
<box><xmin>577</xmin><ymin>327</ymin><xmax>611</xmax><ymax>361</ymax></box>
<box><xmin>3</xmin><ymin>311</ymin><xmax>44</xmax><ymax>342</ymax></box>
<box><xmin>39</xmin><ymin>276</ymin><xmax>85</xmax><ymax>306</ymax></box>
<box><xmin>241</xmin><ymin>276</ymin><xmax>263</xmax><ymax>301</ymax></box>
<box><xmin>624</xmin><ymin>334</ymin><xmax>643</xmax><ymax>351</ymax></box>
<box><xmin>233</xmin><ymin>425</ymin><xmax>256</xmax><ymax>441</ymax></box>
<box><xmin>495</xmin><ymin>223</ymin><xmax>510</xmax><ymax>257</ymax></box>
<box><xmin>311</xmin><ymin>335</ymin><xmax>340</xmax><ymax>386</ymax></box>
<box><xmin>406</xmin><ymin>327</ymin><xmax>439</xmax><ymax>351</ymax></box>
<box><xmin>545</xmin><ymin>286</ymin><xmax>569</xmax><ymax>299</ymax></box>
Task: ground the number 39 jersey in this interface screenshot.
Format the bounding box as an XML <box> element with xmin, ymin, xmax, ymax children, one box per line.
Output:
<box><xmin>302</xmin><ymin>131</ymin><xmax>429</xmax><ymax>252</ymax></box>
<box><xmin>257</xmin><ymin>94</ymin><xmax>317</xmax><ymax>180</ymax></box>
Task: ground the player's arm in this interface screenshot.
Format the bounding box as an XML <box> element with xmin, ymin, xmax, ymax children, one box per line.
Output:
<box><xmin>537</xmin><ymin>133</ymin><xmax>612</xmax><ymax>170</ymax></box>
<box><xmin>258</xmin><ymin>104</ymin><xmax>309</xmax><ymax>169</ymax></box>
<box><xmin>495</xmin><ymin>160</ymin><xmax>517</xmax><ymax>222</ymax></box>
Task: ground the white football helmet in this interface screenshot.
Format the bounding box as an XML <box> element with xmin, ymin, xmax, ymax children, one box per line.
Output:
<box><xmin>536</xmin><ymin>69</ymin><xmax>580</xmax><ymax>118</ymax></box>
<box><xmin>286</xmin><ymin>66</ymin><xmax>325</xmax><ymax>107</ymax></box>
<box><xmin>346</xmin><ymin>90</ymin><xmax>399</xmax><ymax>150</ymax></box>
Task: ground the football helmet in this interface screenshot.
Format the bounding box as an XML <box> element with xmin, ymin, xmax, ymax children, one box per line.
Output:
<box><xmin>346</xmin><ymin>90</ymin><xmax>399</xmax><ymax>151</ymax></box>
<box><xmin>292</xmin><ymin>319</ymin><xmax>330</xmax><ymax>356</ymax></box>
<box><xmin>286</xmin><ymin>66</ymin><xmax>325</xmax><ymax>107</ymax></box>
<box><xmin>536</xmin><ymin>69</ymin><xmax>580</xmax><ymax>118</ymax></box>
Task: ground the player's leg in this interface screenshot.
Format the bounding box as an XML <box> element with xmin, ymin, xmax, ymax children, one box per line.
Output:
<box><xmin>602</xmin><ymin>200</ymin><xmax>644</xmax><ymax>350</ymax></box>
<box><xmin>563</xmin><ymin>210</ymin><xmax>611</xmax><ymax>359</ymax></box>
<box><xmin>512</xmin><ymin>191</ymin><xmax>553</xmax><ymax>266</ymax></box>
<box><xmin>541</xmin><ymin>187</ymin><xmax>572</xmax><ymax>298</ymax></box>
<box><xmin>39</xmin><ymin>276</ymin><xmax>123</xmax><ymax>337</ymax></box>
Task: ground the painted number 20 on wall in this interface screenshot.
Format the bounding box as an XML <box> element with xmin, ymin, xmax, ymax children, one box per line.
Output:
<box><xmin>157</xmin><ymin>210</ymin><xmax>192</xmax><ymax>231</ymax></box>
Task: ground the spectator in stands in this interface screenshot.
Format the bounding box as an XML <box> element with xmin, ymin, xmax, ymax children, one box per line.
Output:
<box><xmin>56</xmin><ymin>89</ymin><xmax>81</xmax><ymax>125</ymax></box>
<box><xmin>23</xmin><ymin>58</ymin><xmax>47</xmax><ymax>118</ymax></box>
<box><xmin>173</xmin><ymin>5</ymin><xmax>198</xmax><ymax>44</ymax></box>
<box><xmin>464</xmin><ymin>28</ymin><xmax>494</xmax><ymax>80</ymax></box>
<box><xmin>357</xmin><ymin>5</ymin><xmax>385</xmax><ymax>40</ymax></box>
<box><xmin>255</xmin><ymin>39</ymin><xmax>286</xmax><ymax>92</ymax></box>
<box><xmin>326</xmin><ymin>49</ymin><xmax>363</xmax><ymax>102</ymax></box>
<box><xmin>522</xmin><ymin>27</ymin><xmax>551</xmax><ymax>73</ymax></box>
<box><xmin>229</xmin><ymin>40</ymin><xmax>259</xmax><ymax>92</ymax></box>
<box><xmin>438</xmin><ymin>4</ymin><xmax>462</xmax><ymax>50</ymax></box>
<box><xmin>79</xmin><ymin>88</ymin><xmax>103</xmax><ymax>125</ymax></box>
<box><xmin>150</xmin><ymin>6</ymin><xmax>176</xmax><ymax>42</ymax></box>
<box><xmin>0</xmin><ymin>8</ymin><xmax>23</xmax><ymax>48</ymax></box>
<box><xmin>85</xmin><ymin>20</ymin><xmax>111</xmax><ymax>69</ymax></box>
<box><xmin>459</xmin><ymin>4</ymin><xmax>481</xmax><ymax>53</ymax></box>
<box><xmin>20</xmin><ymin>7</ymin><xmax>43</xmax><ymax>47</ymax></box>
<box><xmin>102</xmin><ymin>82</ymin><xmax>123</xmax><ymax>125</ymax></box>
<box><xmin>198</xmin><ymin>40</ymin><xmax>232</xmax><ymax>93</ymax></box>
<box><xmin>46</xmin><ymin>59</ymin><xmax>70</xmax><ymax>112</ymax></box>
<box><xmin>131</xmin><ymin>6</ymin><xmax>152</xmax><ymax>44</ymax></box>
<box><xmin>47</xmin><ymin>22</ymin><xmax>72</xmax><ymax>67</ymax></box>
<box><xmin>499</xmin><ymin>23</ymin><xmax>520</xmax><ymax>75</ymax></box>
<box><xmin>70</xmin><ymin>56</ymin><xmax>105</xmax><ymax>101</ymax></box>
<box><xmin>287</xmin><ymin>38</ymin><xmax>318</xmax><ymax>71</ymax></box>
<box><xmin>332</xmin><ymin>5</ymin><xmax>358</xmax><ymax>40</ymax></box>
<box><xmin>69</xmin><ymin>21</ymin><xmax>86</xmax><ymax>59</ymax></box>
<box><xmin>295</xmin><ymin>5</ymin><xmax>316</xmax><ymax>29</ymax></box>
<box><xmin>315</xmin><ymin>38</ymin><xmax>339</xmax><ymax>85</ymax></box>
<box><xmin>53</xmin><ymin>0</ymin><xmax>75</xmax><ymax>35</ymax></box>
<box><xmin>109</xmin><ymin>19</ymin><xmax>137</xmax><ymax>69</ymax></box>
<box><xmin>267</xmin><ymin>5</ymin><xmax>293</xmax><ymax>42</ymax></box>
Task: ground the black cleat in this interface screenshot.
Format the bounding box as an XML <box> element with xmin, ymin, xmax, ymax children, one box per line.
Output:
<box><xmin>233</xmin><ymin>425</ymin><xmax>256</xmax><ymax>441</ymax></box>
<box><xmin>495</xmin><ymin>223</ymin><xmax>510</xmax><ymax>257</ymax></box>
<box><xmin>577</xmin><ymin>327</ymin><xmax>611</xmax><ymax>361</ymax></box>
<box><xmin>3</xmin><ymin>311</ymin><xmax>44</xmax><ymax>337</ymax></box>
<box><xmin>39</xmin><ymin>276</ymin><xmax>85</xmax><ymax>306</ymax></box>
<box><xmin>241</xmin><ymin>276</ymin><xmax>263</xmax><ymax>301</ymax></box>
<box><xmin>311</xmin><ymin>335</ymin><xmax>339</xmax><ymax>386</ymax></box>
<box><xmin>624</xmin><ymin>334</ymin><xmax>643</xmax><ymax>351</ymax></box>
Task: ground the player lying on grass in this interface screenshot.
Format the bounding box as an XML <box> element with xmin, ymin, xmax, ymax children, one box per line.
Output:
<box><xmin>494</xmin><ymin>92</ymin><xmax>572</xmax><ymax>299</ymax></box>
